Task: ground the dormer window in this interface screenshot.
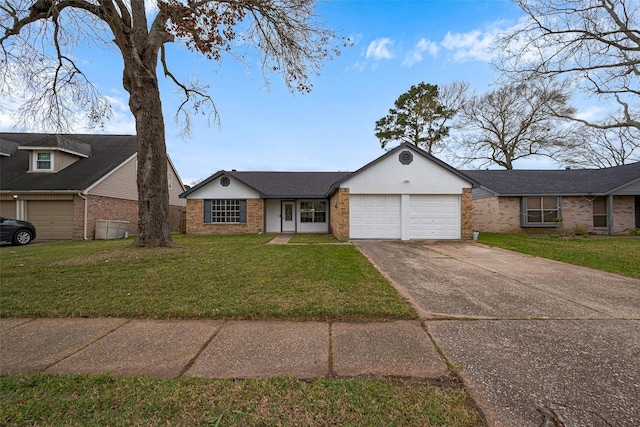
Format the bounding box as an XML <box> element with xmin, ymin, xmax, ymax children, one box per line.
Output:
<box><xmin>35</xmin><ymin>152</ymin><xmax>53</xmax><ymax>171</ymax></box>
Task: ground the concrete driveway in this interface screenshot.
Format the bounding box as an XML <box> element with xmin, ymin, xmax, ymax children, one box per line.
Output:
<box><xmin>355</xmin><ymin>240</ymin><xmax>640</xmax><ymax>427</ymax></box>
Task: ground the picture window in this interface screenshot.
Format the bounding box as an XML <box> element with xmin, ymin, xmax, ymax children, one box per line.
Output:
<box><xmin>300</xmin><ymin>201</ymin><xmax>327</xmax><ymax>223</ymax></box>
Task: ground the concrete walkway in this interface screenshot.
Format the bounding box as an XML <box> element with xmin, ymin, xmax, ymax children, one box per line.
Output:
<box><xmin>266</xmin><ymin>234</ymin><xmax>293</xmax><ymax>244</ymax></box>
<box><xmin>0</xmin><ymin>319</ymin><xmax>448</xmax><ymax>380</ymax></box>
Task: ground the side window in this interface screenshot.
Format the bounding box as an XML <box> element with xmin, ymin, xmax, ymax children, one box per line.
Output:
<box><xmin>521</xmin><ymin>197</ymin><xmax>560</xmax><ymax>227</ymax></box>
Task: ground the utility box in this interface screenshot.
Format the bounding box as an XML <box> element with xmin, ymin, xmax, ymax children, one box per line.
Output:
<box><xmin>95</xmin><ymin>220</ymin><xmax>130</xmax><ymax>239</ymax></box>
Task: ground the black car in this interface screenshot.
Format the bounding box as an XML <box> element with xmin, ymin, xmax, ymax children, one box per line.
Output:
<box><xmin>0</xmin><ymin>216</ymin><xmax>36</xmax><ymax>245</ymax></box>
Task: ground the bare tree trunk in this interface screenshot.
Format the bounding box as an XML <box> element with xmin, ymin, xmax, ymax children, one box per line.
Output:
<box><xmin>123</xmin><ymin>57</ymin><xmax>175</xmax><ymax>247</ymax></box>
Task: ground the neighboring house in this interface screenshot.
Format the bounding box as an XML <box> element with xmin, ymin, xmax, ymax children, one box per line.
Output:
<box><xmin>465</xmin><ymin>162</ymin><xmax>640</xmax><ymax>235</ymax></box>
<box><xmin>180</xmin><ymin>143</ymin><xmax>476</xmax><ymax>240</ymax></box>
<box><xmin>0</xmin><ymin>133</ymin><xmax>186</xmax><ymax>240</ymax></box>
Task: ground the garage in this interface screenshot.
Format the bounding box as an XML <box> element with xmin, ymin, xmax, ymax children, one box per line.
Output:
<box><xmin>350</xmin><ymin>195</ymin><xmax>401</xmax><ymax>239</ymax></box>
<box><xmin>27</xmin><ymin>200</ymin><xmax>74</xmax><ymax>240</ymax></box>
<box><xmin>409</xmin><ymin>195</ymin><xmax>460</xmax><ymax>239</ymax></box>
<box><xmin>350</xmin><ymin>194</ymin><xmax>461</xmax><ymax>240</ymax></box>
<box><xmin>0</xmin><ymin>199</ymin><xmax>16</xmax><ymax>218</ymax></box>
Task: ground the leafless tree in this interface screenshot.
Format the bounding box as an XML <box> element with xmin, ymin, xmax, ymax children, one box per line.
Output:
<box><xmin>455</xmin><ymin>79</ymin><xmax>577</xmax><ymax>169</ymax></box>
<box><xmin>561</xmin><ymin>123</ymin><xmax>640</xmax><ymax>168</ymax></box>
<box><xmin>1</xmin><ymin>0</ymin><xmax>341</xmax><ymax>247</ymax></box>
<box><xmin>497</xmin><ymin>0</ymin><xmax>640</xmax><ymax>131</ymax></box>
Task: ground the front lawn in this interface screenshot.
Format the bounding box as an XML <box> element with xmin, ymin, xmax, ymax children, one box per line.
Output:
<box><xmin>478</xmin><ymin>233</ymin><xmax>640</xmax><ymax>278</ymax></box>
<box><xmin>0</xmin><ymin>374</ymin><xmax>483</xmax><ymax>426</ymax></box>
<box><xmin>0</xmin><ymin>234</ymin><xmax>415</xmax><ymax>320</ymax></box>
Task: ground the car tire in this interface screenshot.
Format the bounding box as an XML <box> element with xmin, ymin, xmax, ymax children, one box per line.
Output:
<box><xmin>12</xmin><ymin>229</ymin><xmax>33</xmax><ymax>246</ymax></box>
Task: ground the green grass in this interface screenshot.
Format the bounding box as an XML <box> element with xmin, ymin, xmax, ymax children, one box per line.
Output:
<box><xmin>478</xmin><ymin>233</ymin><xmax>640</xmax><ymax>278</ymax></box>
<box><xmin>288</xmin><ymin>234</ymin><xmax>343</xmax><ymax>244</ymax></box>
<box><xmin>0</xmin><ymin>374</ymin><xmax>483</xmax><ymax>426</ymax></box>
<box><xmin>0</xmin><ymin>234</ymin><xmax>415</xmax><ymax>320</ymax></box>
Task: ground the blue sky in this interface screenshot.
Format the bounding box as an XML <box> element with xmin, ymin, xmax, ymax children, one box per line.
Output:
<box><xmin>1</xmin><ymin>0</ymin><xmax>562</xmax><ymax>185</ymax></box>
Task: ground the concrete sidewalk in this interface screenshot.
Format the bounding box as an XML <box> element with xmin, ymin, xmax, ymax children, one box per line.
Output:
<box><xmin>0</xmin><ymin>318</ymin><xmax>448</xmax><ymax>380</ymax></box>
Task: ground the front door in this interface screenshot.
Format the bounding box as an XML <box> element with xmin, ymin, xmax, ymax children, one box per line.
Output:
<box><xmin>635</xmin><ymin>196</ymin><xmax>640</xmax><ymax>228</ymax></box>
<box><xmin>282</xmin><ymin>202</ymin><xmax>295</xmax><ymax>232</ymax></box>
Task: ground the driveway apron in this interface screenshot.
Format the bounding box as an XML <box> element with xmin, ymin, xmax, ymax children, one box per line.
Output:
<box><xmin>354</xmin><ymin>240</ymin><xmax>640</xmax><ymax>427</ymax></box>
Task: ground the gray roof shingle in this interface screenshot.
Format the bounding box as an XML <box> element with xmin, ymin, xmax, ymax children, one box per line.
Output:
<box><xmin>183</xmin><ymin>170</ymin><xmax>352</xmax><ymax>198</ymax></box>
<box><xmin>464</xmin><ymin>162</ymin><xmax>640</xmax><ymax>195</ymax></box>
<box><xmin>0</xmin><ymin>133</ymin><xmax>137</xmax><ymax>192</ymax></box>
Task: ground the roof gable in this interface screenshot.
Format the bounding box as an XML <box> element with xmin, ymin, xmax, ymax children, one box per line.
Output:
<box><xmin>0</xmin><ymin>133</ymin><xmax>137</xmax><ymax>193</ymax></box>
<box><xmin>335</xmin><ymin>143</ymin><xmax>477</xmax><ymax>189</ymax></box>
<box><xmin>180</xmin><ymin>143</ymin><xmax>476</xmax><ymax>199</ymax></box>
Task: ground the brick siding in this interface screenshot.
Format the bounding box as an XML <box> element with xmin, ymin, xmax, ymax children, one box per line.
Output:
<box><xmin>613</xmin><ymin>196</ymin><xmax>636</xmax><ymax>232</ymax></box>
<box><xmin>186</xmin><ymin>198</ymin><xmax>264</xmax><ymax>234</ymax></box>
<box><xmin>461</xmin><ymin>188</ymin><xmax>473</xmax><ymax>239</ymax></box>
<box><xmin>472</xmin><ymin>195</ymin><xmax>636</xmax><ymax>235</ymax></box>
<box><xmin>71</xmin><ymin>194</ymin><xmax>183</xmax><ymax>240</ymax></box>
<box><xmin>85</xmin><ymin>195</ymin><xmax>138</xmax><ymax>239</ymax></box>
<box><xmin>329</xmin><ymin>188</ymin><xmax>350</xmax><ymax>240</ymax></box>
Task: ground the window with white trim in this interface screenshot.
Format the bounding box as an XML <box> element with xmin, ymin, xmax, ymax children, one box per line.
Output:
<box><xmin>521</xmin><ymin>197</ymin><xmax>560</xmax><ymax>227</ymax></box>
<box><xmin>300</xmin><ymin>201</ymin><xmax>326</xmax><ymax>223</ymax></box>
<box><xmin>34</xmin><ymin>152</ymin><xmax>53</xmax><ymax>171</ymax></box>
<box><xmin>204</xmin><ymin>199</ymin><xmax>246</xmax><ymax>223</ymax></box>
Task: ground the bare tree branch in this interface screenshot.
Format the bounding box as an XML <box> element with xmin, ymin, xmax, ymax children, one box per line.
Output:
<box><xmin>497</xmin><ymin>0</ymin><xmax>640</xmax><ymax>131</ymax></box>
<box><xmin>455</xmin><ymin>78</ymin><xmax>577</xmax><ymax>169</ymax></box>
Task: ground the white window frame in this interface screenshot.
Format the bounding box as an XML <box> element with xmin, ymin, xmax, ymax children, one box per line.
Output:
<box><xmin>205</xmin><ymin>199</ymin><xmax>246</xmax><ymax>224</ymax></box>
<box><xmin>33</xmin><ymin>151</ymin><xmax>53</xmax><ymax>171</ymax></box>
<box><xmin>300</xmin><ymin>201</ymin><xmax>327</xmax><ymax>223</ymax></box>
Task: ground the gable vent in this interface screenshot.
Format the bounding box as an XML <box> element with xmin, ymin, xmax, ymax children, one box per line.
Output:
<box><xmin>399</xmin><ymin>150</ymin><xmax>413</xmax><ymax>165</ymax></box>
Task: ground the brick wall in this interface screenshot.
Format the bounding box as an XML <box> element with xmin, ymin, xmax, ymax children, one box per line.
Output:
<box><xmin>472</xmin><ymin>196</ymin><xmax>522</xmax><ymax>233</ymax></box>
<box><xmin>186</xmin><ymin>198</ymin><xmax>264</xmax><ymax>234</ymax></box>
<box><xmin>85</xmin><ymin>195</ymin><xmax>139</xmax><ymax>239</ymax></box>
<box><xmin>613</xmin><ymin>196</ymin><xmax>636</xmax><ymax>233</ymax></box>
<box><xmin>472</xmin><ymin>195</ymin><xmax>637</xmax><ymax>235</ymax></box>
<box><xmin>330</xmin><ymin>188</ymin><xmax>350</xmax><ymax>240</ymax></box>
<box><xmin>71</xmin><ymin>195</ymin><xmax>184</xmax><ymax>240</ymax></box>
<box><xmin>461</xmin><ymin>188</ymin><xmax>473</xmax><ymax>239</ymax></box>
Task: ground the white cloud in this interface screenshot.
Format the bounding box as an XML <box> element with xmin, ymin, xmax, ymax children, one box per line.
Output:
<box><xmin>365</xmin><ymin>38</ymin><xmax>394</xmax><ymax>60</ymax></box>
<box><xmin>99</xmin><ymin>94</ymin><xmax>136</xmax><ymax>134</ymax></box>
<box><xmin>403</xmin><ymin>38</ymin><xmax>439</xmax><ymax>67</ymax></box>
<box><xmin>442</xmin><ymin>21</ymin><xmax>513</xmax><ymax>63</ymax></box>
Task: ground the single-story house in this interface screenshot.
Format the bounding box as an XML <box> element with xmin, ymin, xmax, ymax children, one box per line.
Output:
<box><xmin>465</xmin><ymin>162</ymin><xmax>640</xmax><ymax>235</ymax></box>
<box><xmin>0</xmin><ymin>133</ymin><xmax>186</xmax><ymax>240</ymax></box>
<box><xmin>180</xmin><ymin>143</ymin><xmax>476</xmax><ymax>240</ymax></box>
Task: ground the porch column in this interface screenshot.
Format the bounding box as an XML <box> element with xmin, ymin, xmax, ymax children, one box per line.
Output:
<box><xmin>607</xmin><ymin>195</ymin><xmax>614</xmax><ymax>236</ymax></box>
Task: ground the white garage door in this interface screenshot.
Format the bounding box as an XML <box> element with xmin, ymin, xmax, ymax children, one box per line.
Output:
<box><xmin>409</xmin><ymin>195</ymin><xmax>460</xmax><ymax>239</ymax></box>
<box><xmin>27</xmin><ymin>200</ymin><xmax>74</xmax><ymax>240</ymax></box>
<box><xmin>350</xmin><ymin>195</ymin><xmax>401</xmax><ymax>239</ymax></box>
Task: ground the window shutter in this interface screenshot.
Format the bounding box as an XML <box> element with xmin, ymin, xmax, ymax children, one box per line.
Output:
<box><xmin>239</xmin><ymin>200</ymin><xmax>247</xmax><ymax>223</ymax></box>
<box><xmin>204</xmin><ymin>199</ymin><xmax>212</xmax><ymax>223</ymax></box>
